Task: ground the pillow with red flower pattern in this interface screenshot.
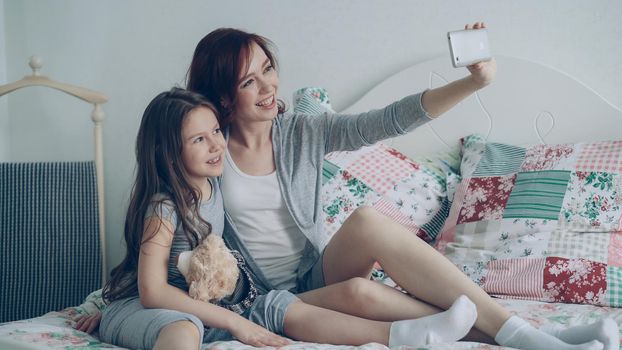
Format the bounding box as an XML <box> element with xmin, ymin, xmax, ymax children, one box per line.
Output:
<box><xmin>436</xmin><ymin>134</ymin><xmax>622</xmax><ymax>306</ymax></box>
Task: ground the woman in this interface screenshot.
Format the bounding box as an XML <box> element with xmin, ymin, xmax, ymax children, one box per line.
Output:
<box><xmin>185</xmin><ymin>23</ymin><xmax>615</xmax><ymax>350</ymax></box>
<box><xmin>94</xmin><ymin>88</ymin><xmax>482</xmax><ymax>350</ymax></box>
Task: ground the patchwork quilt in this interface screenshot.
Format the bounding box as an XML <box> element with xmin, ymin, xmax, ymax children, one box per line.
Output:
<box><xmin>437</xmin><ymin>135</ymin><xmax>622</xmax><ymax>306</ymax></box>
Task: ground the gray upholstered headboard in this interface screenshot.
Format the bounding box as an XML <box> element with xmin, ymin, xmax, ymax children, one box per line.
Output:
<box><xmin>0</xmin><ymin>162</ymin><xmax>102</xmax><ymax>322</ymax></box>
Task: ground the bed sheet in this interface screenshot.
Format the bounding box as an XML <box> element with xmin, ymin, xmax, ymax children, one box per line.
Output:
<box><xmin>1</xmin><ymin>295</ymin><xmax>619</xmax><ymax>350</ymax></box>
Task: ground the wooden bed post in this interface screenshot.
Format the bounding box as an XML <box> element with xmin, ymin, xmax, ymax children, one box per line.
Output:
<box><xmin>0</xmin><ymin>55</ymin><xmax>110</xmax><ymax>288</ymax></box>
<box><xmin>92</xmin><ymin>103</ymin><xmax>107</xmax><ymax>286</ymax></box>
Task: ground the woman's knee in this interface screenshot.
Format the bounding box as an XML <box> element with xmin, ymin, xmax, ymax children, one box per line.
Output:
<box><xmin>349</xmin><ymin>206</ymin><xmax>378</xmax><ymax>222</ymax></box>
<box><xmin>345</xmin><ymin>206</ymin><xmax>425</xmax><ymax>246</ymax></box>
<box><xmin>343</xmin><ymin>206</ymin><xmax>384</xmax><ymax>235</ymax></box>
<box><xmin>340</xmin><ymin>277</ymin><xmax>384</xmax><ymax>307</ymax></box>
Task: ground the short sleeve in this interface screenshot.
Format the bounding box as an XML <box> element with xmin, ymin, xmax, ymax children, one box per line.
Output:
<box><xmin>145</xmin><ymin>194</ymin><xmax>178</xmax><ymax>228</ymax></box>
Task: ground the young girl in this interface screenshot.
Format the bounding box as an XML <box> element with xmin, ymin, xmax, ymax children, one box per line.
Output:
<box><xmin>93</xmin><ymin>87</ymin><xmax>489</xmax><ymax>350</ymax></box>
<box><xmin>183</xmin><ymin>24</ymin><xmax>617</xmax><ymax>350</ymax></box>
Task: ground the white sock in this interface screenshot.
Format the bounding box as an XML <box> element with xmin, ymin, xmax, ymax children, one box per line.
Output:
<box><xmin>388</xmin><ymin>295</ymin><xmax>477</xmax><ymax>346</ymax></box>
<box><xmin>542</xmin><ymin>318</ymin><xmax>619</xmax><ymax>350</ymax></box>
<box><xmin>495</xmin><ymin>316</ymin><xmax>605</xmax><ymax>350</ymax></box>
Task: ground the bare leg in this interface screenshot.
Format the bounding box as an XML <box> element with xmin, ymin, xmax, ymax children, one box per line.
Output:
<box><xmin>298</xmin><ymin>277</ymin><xmax>493</xmax><ymax>343</ymax></box>
<box><xmin>284</xmin><ymin>301</ymin><xmax>390</xmax><ymax>345</ymax></box>
<box><xmin>321</xmin><ymin>207</ymin><xmax>511</xmax><ymax>339</ymax></box>
<box><xmin>298</xmin><ymin>277</ymin><xmax>438</xmax><ymax>320</ymax></box>
<box><xmin>153</xmin><ymin>320</ymin><xmax>201</xmax><ymax>350</ymax></box>
<box><xmin>284</xmin><ymin>299</ymin><xmax>477</xmax><ymax>347</ymax></box>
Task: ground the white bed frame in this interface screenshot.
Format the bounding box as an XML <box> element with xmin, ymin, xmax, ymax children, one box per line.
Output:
<box><xmin>342</xmin><ymin>55</ymin><xmax>622</xmax><ymax>159</ymax></box>
<box><xmin>0</xmin><ymin>56</ymin><xmax>108</xmax><ymax>286</ymax></box>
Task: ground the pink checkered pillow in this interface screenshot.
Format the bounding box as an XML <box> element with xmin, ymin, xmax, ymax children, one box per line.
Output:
<box><xmin>294</xmin><ymin>87</ymin><xmax>458</xmax><ymax>248</ymax></box>
<box><xmin>320</xmin><ymin>143</ymin><xmax>455</xmax><ymax>248</ymax></box>
<box><xmin>436</xmin><ymin>134</ymin><xmax>622</xmax><ymax>306</ymax></box>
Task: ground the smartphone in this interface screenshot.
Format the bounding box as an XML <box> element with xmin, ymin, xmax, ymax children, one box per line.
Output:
<box><xmin>447</xmin><ymin>28</ymin><xmax>491</xmax><ymax>68</ymax></box>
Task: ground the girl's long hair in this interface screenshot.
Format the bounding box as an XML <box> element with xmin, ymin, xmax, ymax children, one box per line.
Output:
<box><xmin>186</xmin><ymin>27</ymin><xmax>286</xmax><ymax>128</ymax></box>
<box><xmin>103</xmin><ymin>88</ymin><xmax>218</xmax><ymax>303</ymax></box>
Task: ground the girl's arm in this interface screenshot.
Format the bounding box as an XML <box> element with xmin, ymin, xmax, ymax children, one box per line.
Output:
<box><xmin>138</xmin><ymin>216</ymin><xmax>289</xmax><ymax>347</ymax></box>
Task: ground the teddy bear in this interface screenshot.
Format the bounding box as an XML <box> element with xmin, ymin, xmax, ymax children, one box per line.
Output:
<box><xmin>176</xmin><ymin>234</ymin><xmax>239</xmax><ymax>303</ymax></box>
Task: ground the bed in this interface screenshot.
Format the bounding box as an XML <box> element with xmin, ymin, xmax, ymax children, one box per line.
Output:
<box><xmin>0</xmin><ymin>56</ymin><xmax>109</xmax><ymax>347</ymax></box>
<box><xmin>1</xmin><ymin>55</ymin><xmax>621</xmax><ymax>350</ymax></box>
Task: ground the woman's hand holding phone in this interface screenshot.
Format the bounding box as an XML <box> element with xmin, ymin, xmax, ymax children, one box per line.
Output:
<box><xmin>464</xmin><ymin>22</ymin><xmax>497</xmax><ymax>89</ymax></box>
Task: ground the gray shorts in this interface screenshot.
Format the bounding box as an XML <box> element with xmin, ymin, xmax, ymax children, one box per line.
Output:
<box><xmin>100</xmin><ymin>290</ymin><xmax>299</xmax><ymax>350</ymax></box>
<box><xmin>297</xmin><ymin>248</ymin><xmax>327</xmax><ymax>293</ymax></box>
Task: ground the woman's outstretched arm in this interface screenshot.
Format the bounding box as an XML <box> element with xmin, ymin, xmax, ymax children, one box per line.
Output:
<box><xmin>421</xmin><ymin>22</ymin><xmax>497</xmax><ymax>117</ymax></box>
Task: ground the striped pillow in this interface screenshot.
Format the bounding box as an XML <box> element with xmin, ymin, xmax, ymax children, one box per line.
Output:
<box><xmin>436</xmin><ymin>134</ymin><xmax>622</xmax><ymax>306</ymax></box>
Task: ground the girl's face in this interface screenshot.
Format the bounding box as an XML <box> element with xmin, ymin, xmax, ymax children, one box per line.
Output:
<box><xmin>229</xmin><ymin>42</ymin><xmax>279</xmax><ymax>125</ymax></box>
<box><xmin>180</xmin><ymin>106</ymin><xmax>226</xmax><ymax>190</ymax></box>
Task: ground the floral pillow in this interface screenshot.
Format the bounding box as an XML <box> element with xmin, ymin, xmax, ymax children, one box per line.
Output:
<box><xmin>293</xmin><ymin>87</ymin><xmax>458</xmax><ymax>248</ymax></box>
<box><xmin>436</xmin><ymin>134</ymin><xmax>622</xmax><ymax>306</ymax></box>
<box><xmin>321</xmin><ymin>143</ymin><xmax>453</xmax><ymax>247</ymax></box>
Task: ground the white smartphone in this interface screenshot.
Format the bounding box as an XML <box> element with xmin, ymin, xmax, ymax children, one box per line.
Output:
<box><xmin>447</xmin><ymin>28</ymin><xmax>491</xmax><ymax>68</ymax></box>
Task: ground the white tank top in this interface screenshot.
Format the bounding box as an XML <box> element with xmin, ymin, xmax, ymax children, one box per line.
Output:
<box><xmin>221</xmin><ymin>151</ymin><xmax>307</xmax><ymax>291</ymax></box>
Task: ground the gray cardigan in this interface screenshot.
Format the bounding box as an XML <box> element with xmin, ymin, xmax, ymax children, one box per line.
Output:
<box><xmin>222</xmin><ymin>92</ymin><xmax>432</xmax><ymax>294</ymax></box>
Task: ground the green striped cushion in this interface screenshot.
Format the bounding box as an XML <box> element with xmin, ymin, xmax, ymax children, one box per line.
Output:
<box><xmin>503</xmin><ymin>170</ymin><xmax>570</xmax><ymax>220</ymax></box>
<box><xmin>473</xmin><ymin>142</ymin><xmax>526</xmax><ymax>176</ymax></box>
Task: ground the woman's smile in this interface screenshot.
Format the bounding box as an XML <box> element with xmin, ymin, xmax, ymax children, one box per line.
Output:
<box><xmin>230</xmin><ymin>42</ymin><xmax>280</xmax><ymax>123</ymax></box>
<box><xmin>256</xmin><ymin>95</ymin><xmax>276</xmax><ymax>109</ymax></box>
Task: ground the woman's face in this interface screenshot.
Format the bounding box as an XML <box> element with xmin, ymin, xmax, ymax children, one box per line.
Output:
<box><xmin>229</xmin><ymin>42</ymin><xmax>279</xmax><ymax>125</ymax></box>
<box><xmin>180</xmin><ymin>106</ymin><xmax>226</xmax><ymax>190</ymax></box>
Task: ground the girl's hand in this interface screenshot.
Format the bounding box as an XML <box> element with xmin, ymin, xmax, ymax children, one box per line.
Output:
<box><xmin>229</xmin><ymin>317</ymin><xmax>290</xmax><ymax>347</ymax></box>
<box><xmin>73</xmin><ymin>311</ymin><xmax>102</xmax><ymax>334</ymax></box>
<box><xmin>465</xmin><ymin>22</ymin><xmax>497</xmax><ymax>89</ymax></box>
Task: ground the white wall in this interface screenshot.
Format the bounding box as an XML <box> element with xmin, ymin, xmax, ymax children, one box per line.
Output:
<box><xmin>3</xmin><ymin>0</ymin><xmax>621</xmax><ymax>275</ymax></box>
<box><xmin>0</xmin><ymin>0</ymin><xmax>8</xmax><ymax>161</ymax></box>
